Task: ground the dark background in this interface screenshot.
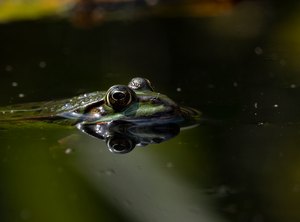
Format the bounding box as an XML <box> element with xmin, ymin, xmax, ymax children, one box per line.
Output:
<box><xmin>1</xmin><ymin>1</ymin><xmax>300</xmax><ymax>222</ymax></box>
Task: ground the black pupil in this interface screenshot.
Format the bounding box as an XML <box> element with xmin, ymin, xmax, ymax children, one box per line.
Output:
<box><xmin>112</xmin><ymin>91</ymin><xmax>126</xmax><ymax>100</ymax></box>
<box><xmin>113</xmin><ymin>143</ymin><xmax>127</xmax><ymax>151</ymax></box>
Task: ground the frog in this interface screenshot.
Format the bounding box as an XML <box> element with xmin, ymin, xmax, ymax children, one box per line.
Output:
<box><xmin>0</xmin><ymin>77</ymin><xmax>201</xmax><ymax>153</ymax></box>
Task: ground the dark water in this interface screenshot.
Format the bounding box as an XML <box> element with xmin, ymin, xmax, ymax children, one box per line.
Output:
<box><xmin>1</xmin><ymin>1</ymin><xmax>300</xmax><ymax>222</ymax></box>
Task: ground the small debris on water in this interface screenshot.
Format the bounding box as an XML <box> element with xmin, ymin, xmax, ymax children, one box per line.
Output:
<box><xmin>233</xmin><ymin>82</ymin><xmax>238</xmax><ymax>87</ymax></box>
<box><xmin>273</xmin><ymin>104</ymin><xmax>279</xmax><ymax>108</ymax></box>
<box><xmin>254</xmin><ymin>46</ymin><xmax>263</xmax><ymax>55</ymax></box>
<box><xmin>11</xmin><ymin>82</ymin><xmax>18</xmax><ymax>87</ymax></box>
<box><xmin>290</xmin><ymin>84</ymin><xmax>296</xmax><ymax>88</ymax></box>
<box><xmin>39</xmin><ymin>61</ymin><xmax>47</xmax><ymax>68</ymax></box>
<box><xmin>254</xmin><ymin>102</ymin><xmax>258</xmax><ymax>109</ymax></box>
<box><xmin>176</xmin><ymin>87</ymin><xmax>182</xmax><ymax>92</ymax></box>
<box><xmin>18</xmin><ymin>93</ymin><xmax>25</xmax><ymax>98</ymax></box>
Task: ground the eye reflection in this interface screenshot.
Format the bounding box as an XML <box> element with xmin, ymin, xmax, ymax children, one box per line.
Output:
<box><xmin>106</xmin><ymin>135</ymin><xmax>136</xmax><ymax>154</ymax></box>
<box><xmin>77</xmin><ymin>121</ymin><xmax>180</xmax><ymax>154</ymax></box>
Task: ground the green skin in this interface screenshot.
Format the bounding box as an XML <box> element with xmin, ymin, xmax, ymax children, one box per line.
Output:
<box><xmin>0</xmin><ymin>80</ymin><xmax>201</xmax><ymax>129</ymax></box>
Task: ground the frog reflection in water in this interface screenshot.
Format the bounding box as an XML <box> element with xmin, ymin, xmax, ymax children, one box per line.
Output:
<box><xmin>0</xmin><ymin>78</ymin><xmax>201</xmax><ymax>153</ymax></box>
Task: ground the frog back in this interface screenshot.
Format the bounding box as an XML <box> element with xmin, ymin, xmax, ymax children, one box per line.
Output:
<box><xmin>0</xmin><ymin>91</ymin><xmax>106</xmax><ymax>125</ymax></box>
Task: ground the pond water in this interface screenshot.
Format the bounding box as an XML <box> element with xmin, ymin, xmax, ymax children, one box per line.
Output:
<box><xmin>1</xmin><ymin>1</ymin><xmax>300</xmax><ymax>222</ymax></box>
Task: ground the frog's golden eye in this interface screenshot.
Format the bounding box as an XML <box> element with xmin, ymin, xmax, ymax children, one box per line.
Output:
<box><xmin>105</xmin><ymin>85</ymin><xmax>137</xmax><ymax>111</ymax></box>
<box><xmin>128</xmin><ymin>77</ymin><xmax>154</xmax><ymax>91</ymax></box>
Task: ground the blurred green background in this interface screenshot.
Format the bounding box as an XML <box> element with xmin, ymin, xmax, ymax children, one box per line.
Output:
<box><xmin>1</xmin><ymin>0</ymin><xmax>300</xmax><ymax>222</ymax></box>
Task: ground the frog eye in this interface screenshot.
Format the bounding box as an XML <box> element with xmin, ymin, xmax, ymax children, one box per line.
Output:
<box><xmin>128</xmin><ymin>77</ymin><xmax>154</xmax><ymax>91</ymax></box>
<box><xmin>105</xmin><ymin>85</ymin><xmax>137</xmax><ymax>111</ymax></box>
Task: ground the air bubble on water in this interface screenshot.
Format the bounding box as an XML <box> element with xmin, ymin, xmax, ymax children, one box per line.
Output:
<box><xmin>18</xmin><ymin>93</ymin><xmax>25</xmax><ymax>98</ymax></box>
<box><xmin>257</xmin><ymin>122</ymin><xmax>264</xmax><ymax>126</ymax></box>
<box><xmin>12</xmin><ymin>82</ymin><xmax>18</xmax><ymax>87</ymax></box>
<box><xmin>273</xmin><ymin>104</ymin><xmax>279</xmax><ymax>108</ymax></box>
<box><xmin>176</xmin><ymin>87</ymin><xmax>182</xmax><ymax>92</ymax></box>
<box><xmin>254</xmin><ymin>102</ymin><xmax>258</xmax><ymax>109</ymax></box>
<box><xmin>65</xmin><ymin>148</ymin><xmax>73</xmax><ymax>154</ymax></box>
<box><xmin>290</xmin><ymin>84</ymin><xmax>296</xmax><ymax>88</ymax></box>
<box><xmin>254</xmin><ymin>46</ymin><xmax>263</xmax><ymax>55</ymax></box>
<box><xmin>39</xmin><ymin>61</ymin><xmax>47</xmax><ymax>68</ymax></box>
<box><xmin>233</xmin><ymin>82</ymin><xmax>238</xmax><ymax>87</ymax></box>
